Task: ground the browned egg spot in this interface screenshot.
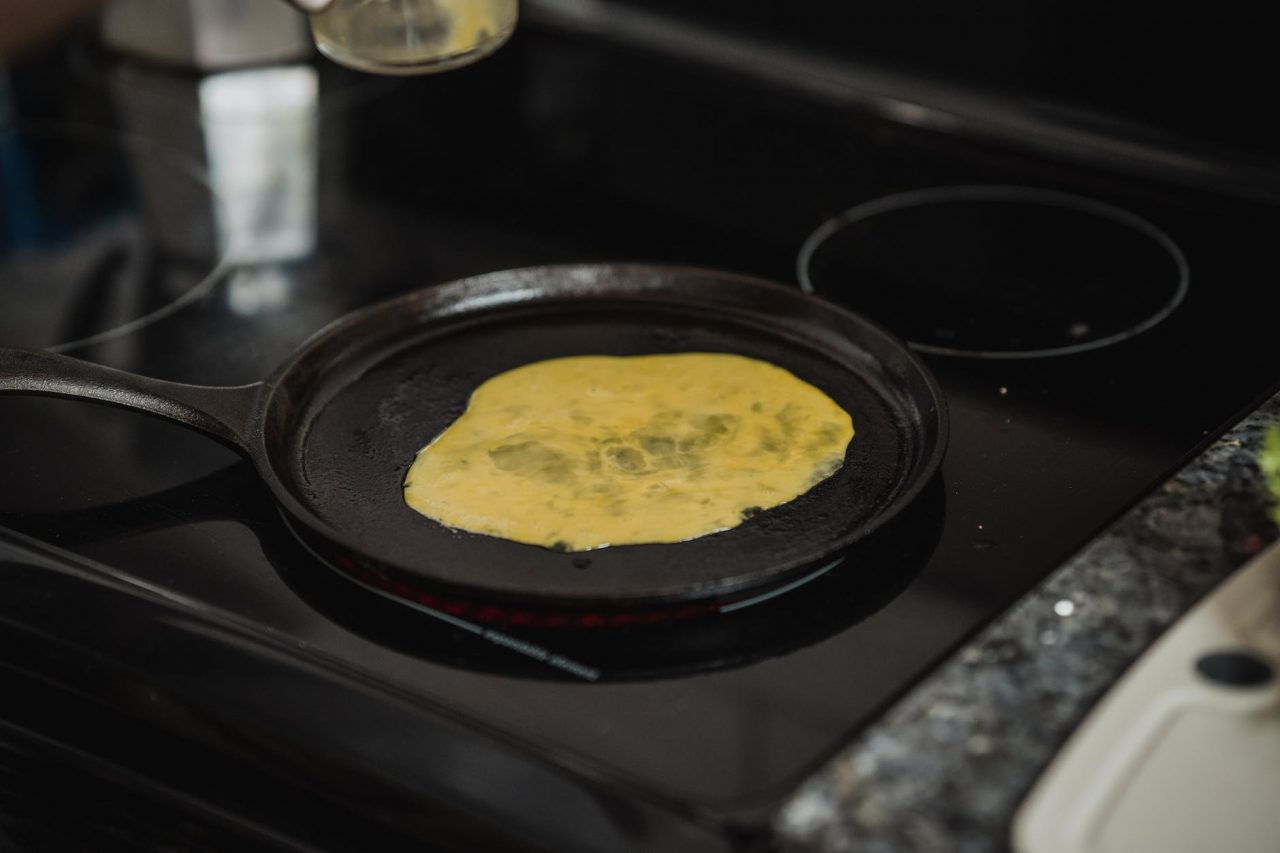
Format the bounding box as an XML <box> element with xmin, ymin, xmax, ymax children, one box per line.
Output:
<box><xmin>402</xmin><ymin>353</ymin><xmax>855</xmax><ymax>551</ymax></box>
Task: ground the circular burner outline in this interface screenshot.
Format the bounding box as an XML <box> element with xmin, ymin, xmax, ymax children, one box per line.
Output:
<box><xmin>797</xmin><ymin>185</ymin><xmax>1191</xmax><ymax>359</ymax></box>
<box><xmin>2</xmin><ymin>121</ymin><xmax>234</xmax><ymax>355</ymax></box>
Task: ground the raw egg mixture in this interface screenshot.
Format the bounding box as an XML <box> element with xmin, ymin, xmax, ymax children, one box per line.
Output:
<box><xmin>403</xmin><ymin>353</ymin><xmax>855</xmax><ymax>551</ymax></box>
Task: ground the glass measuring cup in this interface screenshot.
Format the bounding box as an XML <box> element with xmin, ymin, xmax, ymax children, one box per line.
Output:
<box><xmin>309</xmin><ymin>0</ymin><xmax>518</xmax><ymax>75</ymax></box>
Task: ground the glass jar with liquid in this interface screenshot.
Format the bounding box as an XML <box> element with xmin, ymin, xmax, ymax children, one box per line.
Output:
<box><xmin>310</xmin><ymin>0</ymin><xmax>518</xmax><ymax>75</ymax></box>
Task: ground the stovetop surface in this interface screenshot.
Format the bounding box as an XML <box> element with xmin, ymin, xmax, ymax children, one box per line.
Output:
<box><xmin>2</xmin><ymin>21</ymin><xmax>1279</xmax><ymax>849</ymax></box>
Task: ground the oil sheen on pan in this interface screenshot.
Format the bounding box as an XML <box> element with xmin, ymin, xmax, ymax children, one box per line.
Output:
<box><xmin>402</xmin><ymin>353</ymin><xmax>855</xmax><ymax>551</ymax></box>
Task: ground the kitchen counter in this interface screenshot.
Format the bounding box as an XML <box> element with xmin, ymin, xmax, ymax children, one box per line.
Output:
<box><xmin>778</xmin><ymin>388</ymin><xmax>1280</xmax><ymax>851</ymax></box>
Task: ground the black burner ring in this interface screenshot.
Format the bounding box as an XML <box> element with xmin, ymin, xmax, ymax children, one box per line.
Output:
<box><xmin>0</xmin><ymin>124</ymin><xmax>229</xmax><ymax>354</ymax></box>
<box><xmin>798</xmin><ymin>185</ymin><xmax>1189</xmax><ymax>359</ymax></box>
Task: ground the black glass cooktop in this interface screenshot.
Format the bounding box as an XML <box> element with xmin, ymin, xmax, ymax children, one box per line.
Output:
<box><xmin>2</xmin><ymin>20</ymin><xmax>1279</xmax><ymax>852</ymax></box>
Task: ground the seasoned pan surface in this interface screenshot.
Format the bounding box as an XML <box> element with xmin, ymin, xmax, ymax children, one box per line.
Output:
<box><xmin>256</xmin><ymin>265</ymin><xmax>947</xmax><ymax>605</ymax></box>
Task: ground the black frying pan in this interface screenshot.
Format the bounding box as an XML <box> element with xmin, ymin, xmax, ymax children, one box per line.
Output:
<box><xmin>0</xmin><ymin>264</ymin><xmax>947</xmax><ymax>615</ymax></box>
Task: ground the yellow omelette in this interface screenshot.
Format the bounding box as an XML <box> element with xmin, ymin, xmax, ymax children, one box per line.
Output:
<box><xmin>403</xmin><ymin>353</ymin><xmax>854</xmax><ymax>551</ymax></box>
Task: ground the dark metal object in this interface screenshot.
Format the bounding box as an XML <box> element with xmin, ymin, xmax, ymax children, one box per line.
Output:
<box><xmin>0</xmin><ymin>264</ymin><xmax>946</xmax><ymax>612</ymax></box>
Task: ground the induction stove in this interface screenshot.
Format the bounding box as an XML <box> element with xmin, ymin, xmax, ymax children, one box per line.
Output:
<box><xmin>2</xmin><ymin>19</ymin><xmax>1279</xmax><ymax>852</ymax></box>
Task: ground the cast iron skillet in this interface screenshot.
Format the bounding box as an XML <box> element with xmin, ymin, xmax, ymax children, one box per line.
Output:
<box><xmin>0</xmin><ymin>264</ymin><xmax>947</xmax><ymax>612</ymax></box>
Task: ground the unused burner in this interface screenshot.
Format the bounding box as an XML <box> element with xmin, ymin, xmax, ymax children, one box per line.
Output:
<box><xmin>0</xmin><ymin>125</ymin><xmax>228</xmax><ymax>352</ymax></box>
<box><xmin>798</xmin><ymin>186</ymin><xmax>1189</xmax><ymax>358</ymax></box>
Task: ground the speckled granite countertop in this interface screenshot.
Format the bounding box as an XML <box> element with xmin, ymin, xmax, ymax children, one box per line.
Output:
<box><xmin>776</xmin><ymin>389</ymin><xmax>1280</xmax><ymax>852</ymax></box>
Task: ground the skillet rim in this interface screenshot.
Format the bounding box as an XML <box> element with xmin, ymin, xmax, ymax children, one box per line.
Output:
<box><xmin>249</xmin><ymin>263</ymin><xmax>949</xmax><ymax>607</ymax></box>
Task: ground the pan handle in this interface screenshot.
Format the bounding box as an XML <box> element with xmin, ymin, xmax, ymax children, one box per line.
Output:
<box><xmin>0</xmin><ymin>347</ymin><xmax>261</xmax><ymax>455</ymax></box>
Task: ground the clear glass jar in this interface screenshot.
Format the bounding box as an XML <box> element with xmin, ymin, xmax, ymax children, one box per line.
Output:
<box><xmin>310</xmin><ymin>0</ymin><xmax>518</xmax><ymax>75</ymax></box>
